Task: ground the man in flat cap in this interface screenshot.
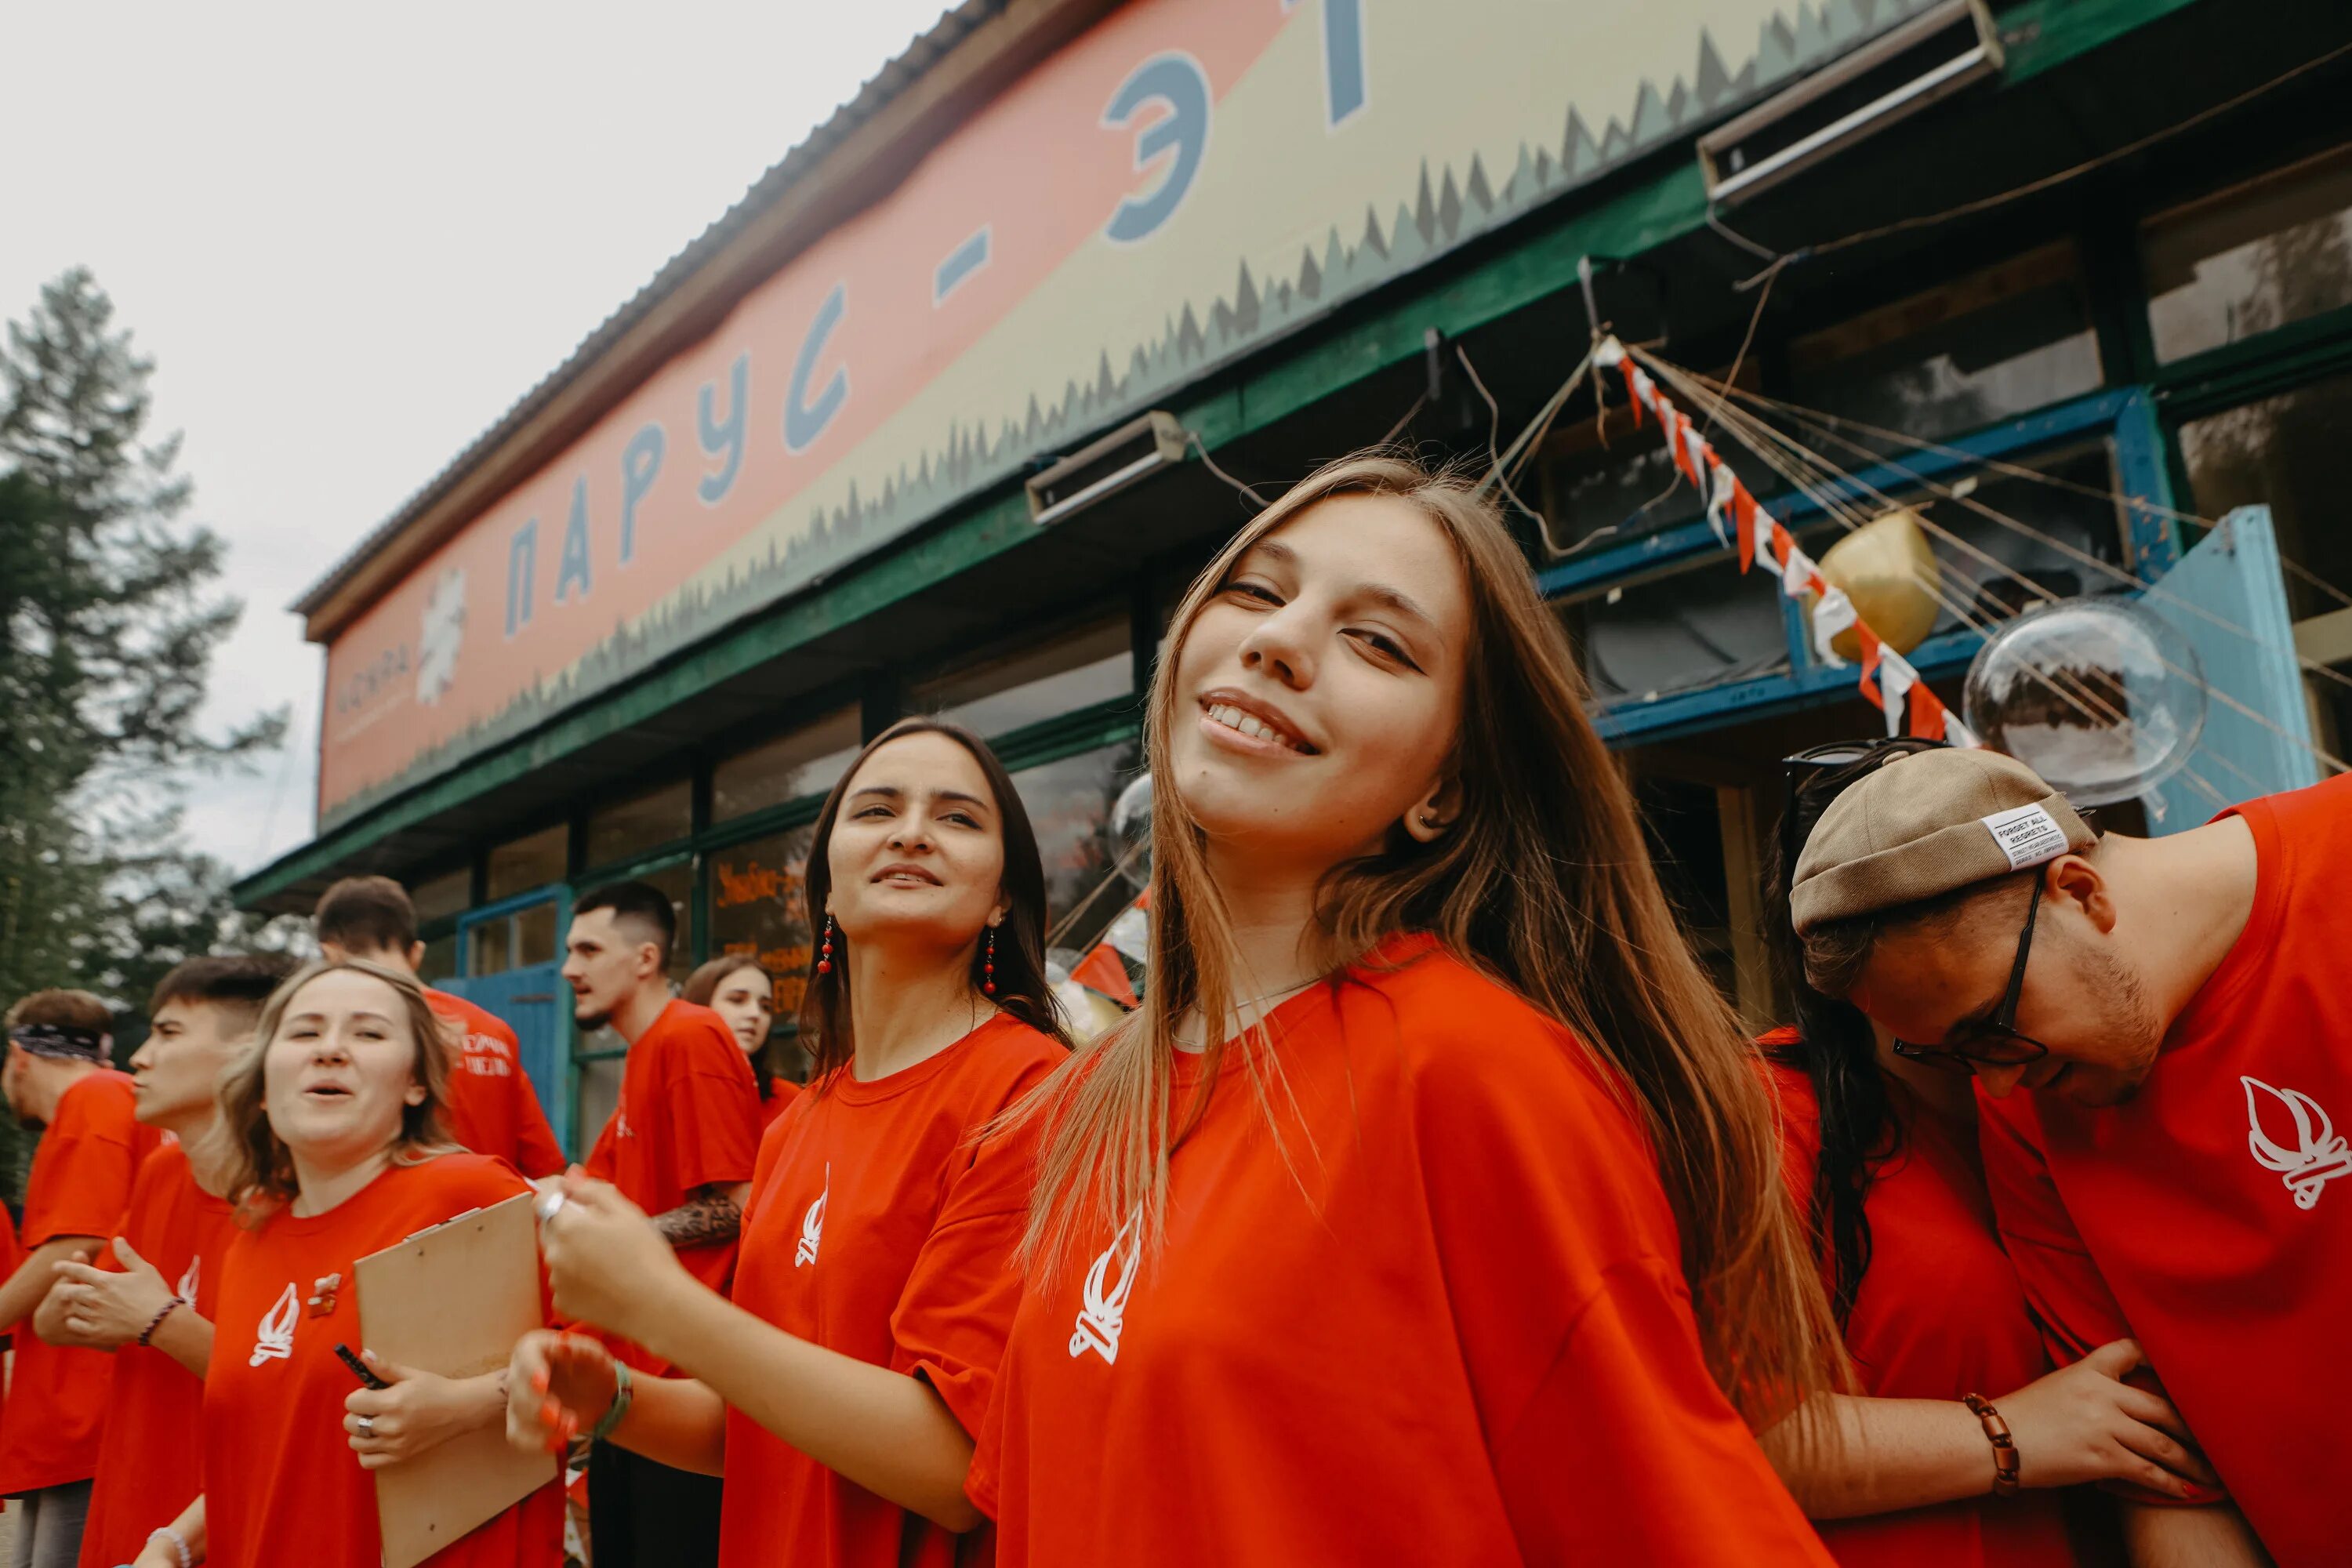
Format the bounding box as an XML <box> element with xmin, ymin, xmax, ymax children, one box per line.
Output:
<box><xmin>1791</xmin><ymin>746</ymin><xmax>2350</xmax><ymax>1568</ymax></box>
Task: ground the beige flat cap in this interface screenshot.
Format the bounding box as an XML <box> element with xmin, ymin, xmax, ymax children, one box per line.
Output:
<box><xmin>1790</xmin><ymin>748</ymin><xmax>2092</xmax><ymax>934</ymax></box>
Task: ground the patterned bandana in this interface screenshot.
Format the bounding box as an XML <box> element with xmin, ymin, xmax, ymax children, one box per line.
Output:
<box><xmin>7</xmin><ymin>1022</ymin><xmax>108</xmax><ymax>1063</ymax></box>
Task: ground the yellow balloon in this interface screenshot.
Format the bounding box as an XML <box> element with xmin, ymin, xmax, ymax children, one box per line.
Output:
<box><xmin>1813</xmin><ymin>507</ymin><xmax>1941</xmax><ymax>659</ymax></box>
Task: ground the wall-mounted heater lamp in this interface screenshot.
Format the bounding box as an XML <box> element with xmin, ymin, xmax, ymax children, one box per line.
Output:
<box><xmin>1026</xmin><ymin>410</ymin><xmax>1187</xmax><ymax>528</ymax></box>
<box><xmin>1697</xmin><ymin>0</ymin><xmax>2003</xmax><ymax>208</ymax></box>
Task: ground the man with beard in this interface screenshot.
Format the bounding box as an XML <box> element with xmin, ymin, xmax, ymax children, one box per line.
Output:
<box><xmin>1791</xmin><ymin>746</ymin><xmax>2349</xmax><ymax>1568</ymax></box>
<box><xmin>557</xmin><ymin>880</ymin><xmax>760</xmax><ymax>1568</ymax></box>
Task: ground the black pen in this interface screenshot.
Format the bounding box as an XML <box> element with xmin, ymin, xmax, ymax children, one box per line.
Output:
<box><xmin>335</xmin><ymin>1341</ymin><xmax>390</xmax><ymax>1390</ymax></box>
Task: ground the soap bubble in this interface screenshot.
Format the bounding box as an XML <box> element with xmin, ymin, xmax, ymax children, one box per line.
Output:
<box><xmin>1962</xmin><ymin>597</ymin><xmax>2206</xmax><ymax>806</ymax></box>
<box><xmin>1110</xmin><ymin>772</ymin><xmax>1154</xmax><ymax>889</ymax></box>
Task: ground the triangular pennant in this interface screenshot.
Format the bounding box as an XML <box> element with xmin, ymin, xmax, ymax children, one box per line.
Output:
<box><xmin>1621</xmin><ymin>359</ymin><xmax>1645</xmax><ymax>427</ymax></box>
<box><xmin>1907</xmin><ymin>680</ymin><xmax>1948</xmax><ymax>742</ymax></box>
<box><xmin>1779</xmin><ymin>538</ymin><xmax>1815</xmax><ymax>601</ymax></box>
<box><xmin>1733</xmin><ymin>480</ymin><xmax>1759</xmax><ymax>573</ymax></box>
<box><xmin>1705</xmin><ymin>463</ymin><xmax>1736</xmax><ymax>546</ymax></box>
<box><xmin>1877</xmin><ymin>650</ymin><xmax>1918</xmax><ymax>738</ymax></box>
<box><xmin>1810</xmin><ymin>583</ymin><xmax>1858</xmax><ymax>667</ymax></box>
<box><xmin>1856</xmin><ymin>623</ymin><xmax>1885</xmax><ymax>709</ymax></box>
<box><xmin>1768</xmin><ymin>521</ymin><xmax>1796</xmax><ymax>575</ymax></box>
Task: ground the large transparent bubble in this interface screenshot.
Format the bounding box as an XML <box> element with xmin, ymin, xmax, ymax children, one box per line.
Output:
<box><xmin>1110</xmin><ymin>772</ymin><xmax>1154</xmax><ymax>890</ymax></box>
<box><xmin>1963</xmin><ymin>597</ymin><xmax>2206</xmax><ymax>806</ymax></box>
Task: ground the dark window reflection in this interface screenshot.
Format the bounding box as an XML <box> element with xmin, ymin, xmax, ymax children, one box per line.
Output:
<box><xmin>1563</xmin><ymin>555</ymin><xmax>1791</xmax><ymax>702</ymax></box>
<box><xmin>2144</xmin><ymin>143</ymin><xmax>2352</xmax><ymax>364</ymax></box>
<box><xmin>2180</xmin><ymin>371</ymin><xmax>2352</xmax><ymax>622</ymax></box>
<box><xmin>1789</xmin><ymin>244</ymin><xmax>2102</xmax><ymax>448</ymax></box>
<box><xmin>1009</xmin><ymin>740</ymin><xmax>1145</xmax><ymax>960</ymax></box>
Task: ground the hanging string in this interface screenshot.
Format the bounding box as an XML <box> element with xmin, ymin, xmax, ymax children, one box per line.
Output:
<box><xmin>1631</xmin><ymin>346</ymin><xmax>2349</xmax><ymax>779</ymax></box>
<box><xmin>1668</xmin><ymin>368</ymin><xmax>2352</xmax><ymax>699</ymax></box>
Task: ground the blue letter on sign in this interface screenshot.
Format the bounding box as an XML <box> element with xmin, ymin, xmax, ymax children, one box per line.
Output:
<box><xmin>555</xmin><ymin>477</ymin><xmax>593</xmax><ymax>604</ymax></box>
<box><xmin>698</xmin><ymin>352</ymin><xmax>748</xmax><ymax>504</ymax></box>
<box><xmin>1101</xmin><ymin>53</ymin><xmax>1211</xmax><ymax>245</ymax></box>
<box><xmin>1324</xmin><ymin>0</ymin><xmax>1367</xmax><ymax>126</ymax></box>
<box><xmin>505</xmin><ymin>518</ymin><xmax>537</xmax><ymax>637</ymax></box>
<box><xmin>620</xmin><ymin>422</ymin><xmax>664</xmax><ymax>564</ymax></box>
<box><xmin>784</xmin><ymin>285</ymin><xmax>849</xmax><ymax>455</ymax></box>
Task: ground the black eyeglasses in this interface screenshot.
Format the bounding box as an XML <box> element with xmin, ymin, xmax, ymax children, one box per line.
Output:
<box><xmin>1889</xmin><ymin>877</ymin><xmax>2053</xmax><ymax>1075</ymax></box>
<box><xmin>1777</xmin><ymin>739</ymin><xmax>1948</xmax><ymax>891</ymax></box>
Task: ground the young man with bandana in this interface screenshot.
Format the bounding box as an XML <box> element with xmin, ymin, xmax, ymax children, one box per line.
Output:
<box><xmin>0</xmin><ymin>990</ymin><xmax>163</xmax><ymax>1568</ymax></box>
<box><xmin>1791</xmin><ymin>748</ymin><xmax>2350</xmax><ymax>1568</ymax></box>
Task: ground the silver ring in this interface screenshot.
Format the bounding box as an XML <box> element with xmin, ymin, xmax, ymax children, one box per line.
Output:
<box><xmin>358</xmin><ymin>1414</ymin><xmax>376</xmax><ymax>1438</ymax></box>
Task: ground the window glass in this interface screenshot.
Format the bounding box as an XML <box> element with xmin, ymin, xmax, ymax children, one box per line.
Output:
<box><xmin>913</xmin><ymin>615</ymin><xmax>1132</xmax><ymax>739</ymax></box>
<box><xmin>1562</xmin><ymin>556</ymin><xmax>1791</xmax><ymax>704</ymax></box>
<box><xmin>1009</xmin><ymin>740</ymin><xmax>1146</xmax><ymax>958</ymax></box>
<box><xmin>713</xmin><ymin>706</ymin><xmax>863</xmax><ymax>822</ymax></box>
<box><xmin>469</xmin><ymin>919</ymin><xmax>512</xmax><ymax>978</ymax></box>
<box><xmin>2144</xmin><ymin>144</ymin><xmax>2352</xmax><ymax>364</ymax></box>
<box><xmin>515</xmin><ymin>902</ymin><xmax>561</xmax><ymax>967</ymax></box>
<box><xmin>707</xmin><ymin>829</ymin><xmax>818</xmax><ymax>1025</ymax></box>
<box><xmin>1788</xmin><ymin>244</ymin><xmax>2102</xmax><ymax>447</ymax></box>
<box><xmin>486</xmin><ymin>824</ymin><xmax>568</xmax><ymax>902</ymax></box>
<box><xmin>586</xmin><ymin>779</ymin><xmax>692</xmax><ymax>870</ymax></box>
<box><xmin>2179</xmin><ymin>370</ymin><xmax>2352</xmax><ymax>622</ymax></box>
<box><xmin>412</xmin><ymin>867</ymin><xmax>471</xmax><ymax>924</ymax></box>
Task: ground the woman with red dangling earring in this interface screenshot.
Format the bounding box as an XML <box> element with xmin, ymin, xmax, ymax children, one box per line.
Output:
<box><xmin>510</xmin><ymin>720</ymin><xmax>1072</xmax><ymax>1568</ymax></box>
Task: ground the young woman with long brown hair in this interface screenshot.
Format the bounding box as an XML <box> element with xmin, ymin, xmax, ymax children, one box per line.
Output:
<box><xmin>682</xmin><ymin>956</ymin><xmax>799</xmax><ymax>1130</ymax></box>
<box><xmin>129</xmin><ymin>958</ymin><xmax>562</xmax><ymax>1568</ymax></box>
<box><xmin>967</xmin><ymin>452</ymin><xmax>1846</xmax><ymax>1565</ymax></box>
<box><xmin>509</xmin><ymin>720</ymin><xmax>1071</xmax><ymax>1568</ymax></box>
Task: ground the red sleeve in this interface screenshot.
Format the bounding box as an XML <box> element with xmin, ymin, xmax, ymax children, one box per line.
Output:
<box><xmin>661</xmin><ymin>1025</ymin><xmax>760</xmax><ymax>1194</ymax></box>
<box><xmin>887</xmin><ymin>1051</ymin><xmax>1058</xmax><ymax>1438</ymax></box>
<box><xmin>1974</xmin><ymin>1090</ymin><xmax>2131</xmax><ymax>1362</ymax></box>
<box><xmin>1976</xmin><ymin>1090</ymin><xmax>2227</xmax><ymax>1509</ymax></box>
<box><xmin>507</xmin><ymin>1076</ymin><xmax>568</xmax><ymax>1180</ymax></box>
<box><xmin>24</xmin><ymin>1082</ymin><xmax>142</xmax><ymax>1245</ymax></box>
<box><xmin>1415</xmin><ymin>1020</ymin><xmax>1831</xmax><ymax>1566</ymax></box>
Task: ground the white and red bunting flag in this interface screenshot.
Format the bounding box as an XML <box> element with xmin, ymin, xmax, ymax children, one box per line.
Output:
<box><xmin>1591</xmin><ymin>337</ymin><xmax>1984</xmax><ymax>750</ymax></box>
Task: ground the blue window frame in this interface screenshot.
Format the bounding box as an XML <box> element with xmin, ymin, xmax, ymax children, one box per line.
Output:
<box><xmin>1538</xmin><ymin>388</ymin><xmax>2180</xmax><ymax>746</ymax></box>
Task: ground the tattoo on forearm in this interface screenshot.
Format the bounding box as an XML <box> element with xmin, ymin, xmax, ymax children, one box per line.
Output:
<box><xmin>652</xmin><ymin>1192</ymin><xmax>742</xmax><ymax>1250</ymax></box>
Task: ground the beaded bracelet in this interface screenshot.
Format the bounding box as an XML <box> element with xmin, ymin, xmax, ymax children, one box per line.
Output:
<box><xmin>149</xmin><ymin>1525</ymin><xmax>194</xmax><ymax>1568</ymax></box>
<box><xmin>1963</xmin><ymin>1392</ymin><xmax>2023</xmax><ymax>1497</ymax></box>
<box><xmin>137</xmin><ymin>1297</ymin><xmax>187</xmax><ymax>1349</ymax></box>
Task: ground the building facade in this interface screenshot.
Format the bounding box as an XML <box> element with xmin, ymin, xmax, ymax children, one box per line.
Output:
<box><xmin>238</xmin><ymin>0</ymin><xmax>2352</xmax><ymax>1152</ymax></box>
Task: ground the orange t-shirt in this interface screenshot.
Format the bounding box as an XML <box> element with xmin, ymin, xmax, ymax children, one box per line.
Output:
<box><xmin>75</xmin><ymin>1140</ymin><xmax>239</xmax><ymax>1568</ymax></box>
<box><xmin>204</xmin><ymin>1153</ymin><xmax>562</xmax><ymax>1568</ymax></box>
<box><xmin>720</xmin><ymin>1014</ymin><xmax>1064</xmax><ymax>1568</ymax></box>
<box><xmin>583</xmin><ymin>999</ymin><xmax>762</xmax><ymax>1373</ymax></box>
<box><xmin>1763</xmin><ymin>1051</ymin><xmax>2082</xmax><ymax>1567</ymax></box>
<box><xmin>1977</xmin><ymin>775</ymin><xmax>2352</xmax><ymax>1567</ymax></box>
<box><xmin>426</xmin><ymin>988</ymin><xmax>566</xmax><ymax>1179</ymax></box>
<box><xmin>1</xmin><ymin>1069</ymin><xmax>162</xmax><ymax>1495</ymax></box>
<box><xmin>969</xmin><ymin>935</ymin><xmax>1831</xmax><ymax>1566</ymax></box>
<box><xmin>757</xmin><ymin>1074</ymin><xmax>803</xmax><ymax>1134</ymax></box>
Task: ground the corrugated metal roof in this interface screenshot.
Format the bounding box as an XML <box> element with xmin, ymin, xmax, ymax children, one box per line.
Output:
<box><xmin>290</xmin><ymin>0</ymin><xmax>997</xmax><ymax>620</ymax></box>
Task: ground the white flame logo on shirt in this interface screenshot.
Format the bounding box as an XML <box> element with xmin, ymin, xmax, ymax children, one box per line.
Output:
<box><xmin>2242</xmin><ymin>1075</ymin><xmax>2352</xmax><ymax>1210</ymax></box>
<box><xmin>1068</xmin><ymin>1209</ymin><xmax>1142</xmax><ymax>1366</ymax></box>
<box><xmin>176</xmin><ymin>1254</ymin><xmax>201</xmax><ymax>1304</ymax></box>
<box><xmin>249</xmin><ymin>1281</ymin><xmax>299</xmax><ymax>1367</ymax></box>
<box><xmin>795</xmin><ymin>1165</ymin><xmax>829</xmax><ymax>1268</ymax></box>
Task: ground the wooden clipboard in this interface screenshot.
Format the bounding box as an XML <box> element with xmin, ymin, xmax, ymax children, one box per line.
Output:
<box><xmin>355</xmin><ymin>1190</ymin><xmax>554</xmax><ymax>1568</ymax></box>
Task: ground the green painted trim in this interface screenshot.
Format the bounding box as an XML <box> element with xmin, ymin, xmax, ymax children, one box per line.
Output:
<box><xmin>2001</xmin><ymin>0</ymin><xmax>2207</xmax><ymax>82</ymax></box>
<box><xmin>2150</xmin><ymin>301</ymin><xmax>2352</xmax><ymax>418</ymax></box>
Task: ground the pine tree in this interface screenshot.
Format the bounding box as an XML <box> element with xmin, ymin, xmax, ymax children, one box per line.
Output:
<box><xmin>0</xmin><ymin>268</ymin><xmax>294</xmax><ymax>1198</ymax></box>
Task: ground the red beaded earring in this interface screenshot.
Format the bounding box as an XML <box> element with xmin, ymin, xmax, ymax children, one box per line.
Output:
<box><xmin>816</xmin><ymin>913</ymin><xmax>835</xmax><ymax>976</ymax></box>
<box><xmin>982</xmin><ymin>924</ymin><xmax>996</xmax><ymax>996</ymax></box>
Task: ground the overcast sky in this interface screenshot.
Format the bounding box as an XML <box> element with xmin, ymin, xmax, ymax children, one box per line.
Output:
<box><xmin>1</xmin><ymin>0</ymin><xmax>953</xmax><ymax>877</ymax></box>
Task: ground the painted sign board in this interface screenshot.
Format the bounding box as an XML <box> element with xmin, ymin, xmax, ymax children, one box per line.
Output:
<box><xmin>318</xmin><ymin>0</ymin><xmax>1935</xmax><ymax>827</ymax></box>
